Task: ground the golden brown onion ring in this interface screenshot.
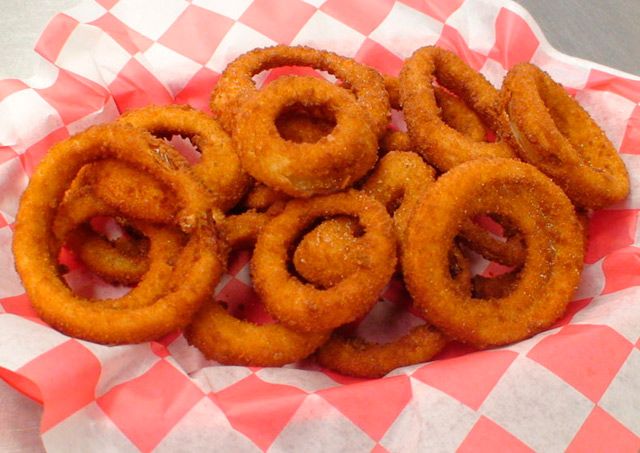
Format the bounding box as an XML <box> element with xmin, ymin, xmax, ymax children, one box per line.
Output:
<box><xmin>399</xmin><ymin>46</ymin><xmax>515</xmax><ymax>171</ymax></box>
<box><xmin>12</xmin><ymin>124</ymin><xmax>225</xmax><ymax>344</ymax></box>
<box><xmin>117</xmin><ymin>104</ymin><xmax>250</xmax><ymax>211</ymax></box>
<box><xmin>211</xmin><ymin>45</ymin><xmax>389</xmax><ymax>137</ymax></box>
<box><xmin>233</xmin><ymin>76</ymin><xmax>378</xmax><ymax>197</ymax></box>
<box><xmin>500</xmin><ymin>63</ymin><xmax>629</xmax><ymax>209</ymax></box>
<box><xmin>403</xmin><ymin>158</ymin><xmax>584</xmax><ymax>348</ymax></box>
<box><xmin>252</xmin><ymin>191</ymin><xmax>397</xmax><ymax>333</ymax></box>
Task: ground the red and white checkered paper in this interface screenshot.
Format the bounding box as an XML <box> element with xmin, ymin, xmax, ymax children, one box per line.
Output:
<box><xmin>1</xmin><ymin>0</ymin><xmax>640</xmax><ymax>451</ymax></box>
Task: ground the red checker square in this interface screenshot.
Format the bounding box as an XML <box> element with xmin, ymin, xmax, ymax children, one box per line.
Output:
<box><xmin>488</xmin><ymin>8</ymin><xmax>539</xmax><ymax>69</ymax></box>
<box><xmin>458</xmin><ymin>416</ymin><xmax>534</xmax><ymax>453</ymax></box>
<box><xmin>97</xmin><ymin>360</ymin><xmax>204</xmax><ymax>452</ymax></box>
<box><xmin>216</xmin><ymin>278</ymin><xmax>258</xmax><ymax>304</ymax></box>
<box><xmin>35</xmin><ymin>13</ymin><xmax>79</xmax><ymax>63</ymax></box>
<box><xmin>355</xmin><ymin>39</ymin><xmax>404</xmax><ymax>76</ymax></box>
<box><xmin>550</xmin><ymin>297</ymin><xmax>593</xmax><ymax>329</ymax></box>
<box><xmin>159</xmin><ymin>5</ymin><xmax>233</xmax><ymax>65</ymax></box>
<box><xmin>400</xmin><ymin>0</ymin><xmax>463</xmax><ymax>23</ymax></box>
<box><xmin>619</xmin><ymin>105</ymin><xmax>640</xmax><ymax>155</ymax></box>
<box><xmin>321</xmin><ymin>0</ymin><xmax>394</xmax><ymax>35</ymax></box>
<box><xmin>215</xmin><ymin>278</ymin><xmax>274</xmax><ymax>325</ymax></box>
<box><xmin>155</xmin><ymin>331</ymin><xmax>182</xmax><ymax>349</ymax></box>
<box><xmin>371</xmin><ymin>445</ymin><xmax>390</xmax><ymax>453</ymax></box>
<box><xmin>602</xmin><ymin>246</ymin><xmax>640</xmax><ymax>295</ymax></box>
<box><xmin>0</xmin><ymin>79</ymin><xmax>28</xmax><ymax>100</ymax></box>
<box><xmin>240</xmin><ymin>0</ymin><xmax>316</xmax><ymax>44</ymax></box>
<box><xmin>96</xmin><ymin>0</ymin><xmax>118</xmax><ymax>10</ymax></box>
<box><xmin>18</xmin><ymin>339</ymin><xmax>101</xmax><ymax>431</ymax></box>
<box><xmin>175</xmin><ymin>67</ymin><xmax>220</xmax><ymax>113</ymax></box>
<box><xmin>382</xmin><ymin>278</ymin><xmax>410</xmax><ymax>305</ymax></box>
<box><xmin>108</xmin><ymin>59</ymin><xmax>173</xmax><ymax>112</ymax></box>
<box><xmin>436</xmin><ymin>25</ymin><xmax>487</xmax><ymax>71</ymax></box>
<box><xmin>0</xmin><ymin>146</ymin><xmax>18</xmax><ymax>166</ymax></box>
<box><xmin>0</xmin><ymin>367</ymin><xmax>43</xmax><ymax>404</ymax></box>
<box><xmin>319</xmin><ymin>374</ymin><xmax>411</xmax><ymax>441</ymax></box>
<box><xmin>585</xmin><ymin>69</ymin><xmax>640</xmax><ymax>104</ymax></box>
<box><xmin>213</xmin><ymin>374</ymin><xmax>307</xmax><ymax>450</ymax></box>
<box><xmin>566</xmin><ymin>405</ymin><xmax>640</xmax><ymax>453</ymax></box>
<box><xmin>20</xmin><ymin>127</ymin><xmax>69</xmax><ymax>176</ymax></box>
<box><xmin>0</xmin><ymin>214</ymin><xmax>7</xmax><ymax>228</ymax></box>
<box><xmin>36</xmin><ymin>69</ymin><xmax>109</xmax><ymax>125</ymax></box>
<box><xmin>584</xmin><ymin>209</ymin><xmax>638</xmax><ymax>264</ymax></box>
<box><xmin>90</xmin><ymin>13</ymin><xmax>154</xmax><ymax>54</ymax></box>
<box><xmin>320</xmin><ymin>368</ymin><xmax>369</xmax><ymax>386</ymax></box>
<box><xmin>528</xmin><ymin>324</ymin><xmax>633</xmax><ymax>402</ymax></box>
<box><xmin>227</xmin><ymin>249</ymin><xmax>251</xmax><ymax>276</ymax></box>
<box><xmin>0</xmin><ymin>294</ymin><xmax>39</xmax><ymax>319</ymax></box>
<box><xmin>413</xmin><ymin>349</ymin><xmax>518</xmax><ymax>410</ymax></box>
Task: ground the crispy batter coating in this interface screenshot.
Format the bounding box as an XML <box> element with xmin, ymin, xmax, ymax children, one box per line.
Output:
<box><xmin>117</xmin><ymin>104</ymin><xmax>250</xmax><ymax>211</ymax></box>
<box><xmin>399</xmin><ymin>46</ymin><xmax>515</xmax><ymax>170</ymax></box>
<box><xmin>186</xmin><ymin>301</ymin><xmax>329</xmax><ymax>366</ymax></box>
<box><xmin>292</xmin><ymin>217</ymin><xmax>364</xmax><ymax>288</ymax></box>
<box><xmin>186</xmin><ymin>205</ymin><xmax>329</xmax><ymax>367</ymax></box>
<box><xmin>252</xmin><ymin>191</ymin><xmax>397</xmax><ymax>333</ymax></box>
<box><xmin>292</xmin><ymin>151</ymin><xmax>435</xmax><ymax>288</ymax></box>
<box><xmin>403</xmin><ymin>158</ymin><xmax>584</xmax><ymax>348</ymax></box>
<box><xmin>500</xmin><ymin>63</ymin><xmax>629</xmax><ymax>209</ymax></box>
<box><xmin>211</xmin><ymin>45</ymin><xmax>390</xmax><ymax>137</ymax></box>
<box><xmin>233</xmin><ymin>76</ymin><xmax>378</xmax><ymax>197</ymax></box>
<box><xmin>380</xmin><ymin>75</ymin><xmax>487</xmax><ymax>152</ymax></box>
<box><xmin>12</xmin><ymin>124</ymin><xmax>225</xmax><ymax>344</ymax></box>
<box><xmin>316</xmin><ymin>325</ymin><xmax>446</xmax><ymax>379</ymax></box>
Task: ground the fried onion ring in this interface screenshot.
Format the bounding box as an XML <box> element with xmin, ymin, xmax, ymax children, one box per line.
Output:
<box><xmin>399</xmin><ymin>46</ymin><xmax>515</xmax><ymax>171</ymax></box>
<box><xmin>252</xmin><ymin>191</ymin><xmax>396</xmax><ymax>332</ymax></box>
<box><xmin>292</xmin><ymin>217</ymin><xmax>364</xmax><ymax>288</ymax></box>
<box><xmin>211</xmin><ymin>45</ymin><xmax>389</xmax><ymax>137</ymax></box>
<box><xmin>403</xmin><ymin>158</ymin><xmax>584</xmax><ymax>347</ymax></box>
<box><xmin>381</xmin><ymin>75</ymin><xmax>487</xmax><ymax>153</ymax></box>
<box><xmin>13</xmin><ymin>124</ymin><xmax>225</xmax><ymax>344</ymax></box>
<box><xmin>233</xmin><ymin>76</ymin><xmax>378</xmax><ymax>197</ymax></box>
<box><xmin>500</xmin><ymin>63</ymin><xmax>629</xmax><ymax>209</ymax></box>
<box><xmin>316</xmin><ymin>324</ymin><xmax>446</xmax><ymax>378</ymax></box>
<box><xmin>185</xmin><ymin>211</ymin><xmax>329</xmax><ymax>367</ymax></box>
<box><xmin>116</xmin><ymin>104</ymin><xmax>250</xmax><ymax>211</ymax></box>
<box><xmin>292</xmin><ymin>151</ymin><xmax>435</xmax><ymax>287</ymax></box>
<box><xmin>185</xmin><ymin>302</ymin><xmax>329</xmax><ymax>367</ymax></box>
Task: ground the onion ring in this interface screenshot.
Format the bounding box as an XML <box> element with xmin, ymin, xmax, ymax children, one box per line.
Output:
<box><xmin>381</xmin><ymin>75</ymin><xmax>487</xmax><ymax>153</ymax></box>
<box><xmin>458</xmin><ymin>216</ymin><xmax>526</xmax><ymax>267</ymax></box>
<box><xmin>399</xmin><ymin>46</ymin><xmax>515</xmax><ymax>171</ymax></box>
<box><xmin>316</xmin><ymin>324</ymin><xmax>446</xmax><ymax>378</ymax></box>
<box><xmin>116</xmin><ymin>104</ymin><xmax>250</xmax><ymax>211</ymax></box>
<box><xmin>500</xmin><ymin>63</ymin><xmax>629</xmax><ymax>209</ymax></box>
<box><xmin>292</xmin><ymin>217</ymin><xmax>364</xmax><ymax>288</ymax></box>
<box><xmin>211</xmin><ymin>45</ymin><xmax>389</xmax><ymax>137</ymax></box>
<box><xmin>251</xmin><ymin>190</ymin><xmax>397</xmax><ymax>332</ymax></box>
<box><xmin>13</xmin><ymin>124</ymin><xmax>225</xmax><ymax>344</ymax></box>
<box><xmin>292</xmin><ymin>151</ymin><xmax>435</xmax><ymax>288</ymax></box>
<box><xmin>403</xmin><ymin>158</ymin><xmax>584</xmax><ymax>347</ymax></box>
<box><xmin>233</xmin><ymin>76</ymin><xmax>378</xmax><ymax>197</ymax></box>
<box><xmin>185</xmin><ymin>302</ymin><xmax>329</xmax><ymax>367</ymax></box>
<box><xmin>66</xmin><ymin>225</ymin><xmax>150</xmax><ymax>286</ymax></box>
<box><xmin>85</xmin><ymin>159</ymin><xmax>177</xmax><ymax>224</ymax></box>
<box><xmin>185</xmin><ymin>210</ymin><xmax>329</xmax><ymax>367</ymax></box>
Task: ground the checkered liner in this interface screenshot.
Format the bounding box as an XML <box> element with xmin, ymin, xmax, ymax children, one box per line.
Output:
<box><xmin>1</xmin><ymin>0</ymin><xmax>639</xmax><ymax>451</ymax></box>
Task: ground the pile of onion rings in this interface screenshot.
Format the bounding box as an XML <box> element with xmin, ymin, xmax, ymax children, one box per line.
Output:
<box><xmin>11</xmin><ymin>44</ymin><xmax>629</xmax><ymax>377</ymax></box>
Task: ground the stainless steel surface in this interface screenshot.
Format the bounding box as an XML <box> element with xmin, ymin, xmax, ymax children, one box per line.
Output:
<box><xmin>518</xmin><ymin>0</ymin><xmax>640</xmax><ymax>75</ymax></box>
